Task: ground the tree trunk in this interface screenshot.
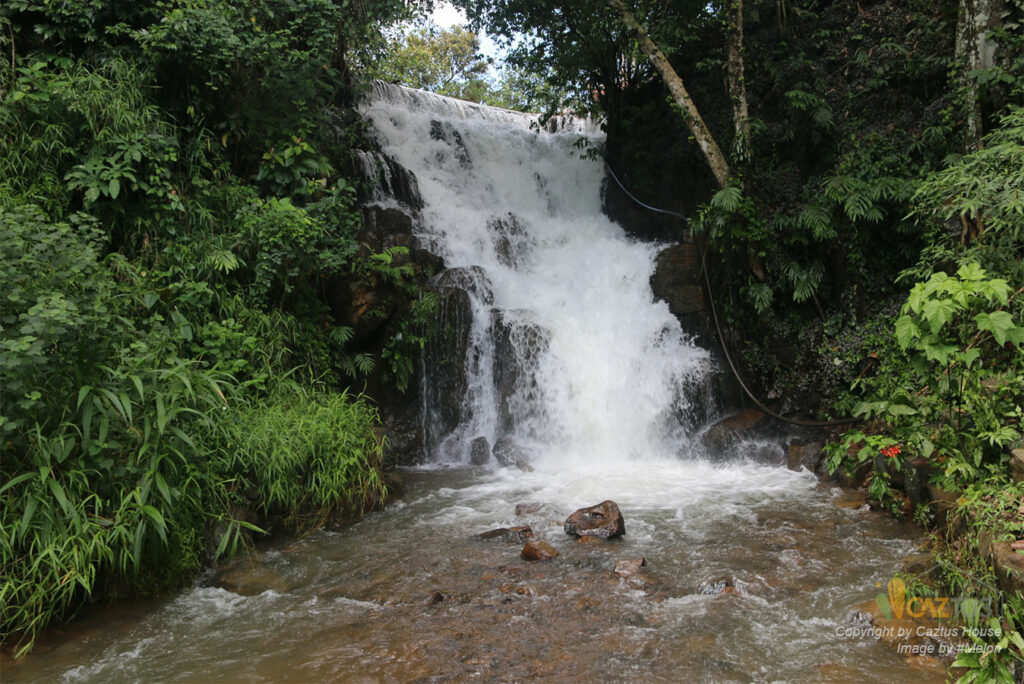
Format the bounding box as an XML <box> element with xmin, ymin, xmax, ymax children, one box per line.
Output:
<box><xmin>725</xmin><ymin>0</ymin><xmax>751</xmax><ymax>167</ymax></box>
<box><xmin>608</xmin><ymin>0</ymin><xmax>732</xmax><ymax>189</ymax></box>
<box><xmin>955</xmin><ymin>0</ymin><xmax>1004</xmax><ymax>146</ymax></box>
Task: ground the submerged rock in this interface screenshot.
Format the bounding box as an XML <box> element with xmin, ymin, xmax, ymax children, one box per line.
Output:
<box><xmin>514</xmin><ymin>502</ymin><xmax>541</xmax><ymax>516</ymax></box>
<box><xmin>478</xmin><ymin>526</ymin><xmax>535</xmax><ymax>543</ymax></box>
<box><xmin>564</xmin><ymin>501</ymin><xmax>625</xmax><ymax>539</ymax></box>
<box><xmin>697</xmin><ymin>577</ymin><xmax>741</xmax><ymax>596</ymax></box>
<box><xmin>699</xmin><ymin>409</ymin><xmax>767</xmax><ymax>454</ymax></box>
<box><xmin>521</xmin><ymin>540</ymin><xmax>559</xmax><ymax>561</ymax></box>
<box><xmin>613</xmin><ymin>558</ymin><xmax>646</xmax><ymax>577</ymax></box>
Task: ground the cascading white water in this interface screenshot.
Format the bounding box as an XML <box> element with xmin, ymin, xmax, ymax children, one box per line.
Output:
<box><xmin>361</xmin><ymin>82</ymin><xmax>713</xmax><ymax>468</ymax></box>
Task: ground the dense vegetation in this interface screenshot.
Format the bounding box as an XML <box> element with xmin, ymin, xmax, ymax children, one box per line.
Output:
<box><xmin>0</xmin><ymin>0</ymin><xmax>438</xmax><ymax>656</ymax></box>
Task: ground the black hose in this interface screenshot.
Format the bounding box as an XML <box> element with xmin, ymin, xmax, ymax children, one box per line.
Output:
<box><xmin>603</xmin><ymin>162</ymin><xmax>860</xmax><ymax>428</ymax></box>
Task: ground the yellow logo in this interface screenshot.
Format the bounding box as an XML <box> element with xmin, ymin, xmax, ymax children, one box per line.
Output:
<box><xmin>876</xmin><ymin>576</ymin><xmax>957</xmax><ymax>620</ymax></box>
<box><xmin>888</xmin><ymin>576</ymin><xmax>906</xmax><ymax>619</ymax></box>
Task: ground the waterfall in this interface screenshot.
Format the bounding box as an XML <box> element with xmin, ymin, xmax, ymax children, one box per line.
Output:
<box><xmin>360</xmin><ymin>83</ymin><xmax>713</xmax><ymax>468</ymax></box>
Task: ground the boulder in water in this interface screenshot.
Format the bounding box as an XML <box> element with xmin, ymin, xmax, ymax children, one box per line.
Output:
<box><xmin>488</xmin><ymin>213</ymin><xmax>534</xmax><ymax>269</ymax></box>
<box><xmin>491</xmin><ymin>310</ymin><xmax>550</xmax><ymax>435</ymax></box>
<box><xmin>563</xmin><ymin>501</ymin><xmax>625</xmax><ymax>539</ymax></box>
<box><xmin>470</xmin><ymin>436</ymin><xmax>491</xmax><ymax>465</ymax></box>
<box><xmin>492</xmin><ymin>438</ymin><xmax>532</xmax><ymax>471</ymax></box>
<box><xmin>786</xmin><ymin>440</ymin><xmax>823</xmax><ymax>472</ymax></box>
<box><xmin>521</xmin><ymin>540</ymin><xmax>559</xmax><ymax>561</ymax></box>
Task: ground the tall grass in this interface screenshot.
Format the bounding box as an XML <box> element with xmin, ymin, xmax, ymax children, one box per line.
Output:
<box><xmin>214</xmin><ymin>383</ymin><xmax>388</xmax><ymax>534</ymax></box>
<box><xmin>1</xmin><ymin>373</ymin><xmax>388</xmax><ymax>656</ymax></box>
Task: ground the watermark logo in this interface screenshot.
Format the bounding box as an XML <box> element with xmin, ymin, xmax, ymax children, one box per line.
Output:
<box><xmin>874</xmin><ymin>575</ymin><xmax>993</xmax><ymax>622</ymax></box>
<box><xmin>877</xmin><ymin>576</ymin><xmax>905</xmax><ymax>619</ymax></box>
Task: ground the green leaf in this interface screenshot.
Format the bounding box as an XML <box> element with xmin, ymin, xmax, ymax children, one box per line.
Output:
<box><xmin>0</xmin><ymin>472</ymin><xmax>36</xmax><ymax>495</ymax></box>
<box><xmin>894</xmin><ymin>316</ymin><xmax>920</xmax><ymax>349</ymax></box>
<box><xmin>108</xmin><ymin>178</ymin><xmax>121</xmax><ymax>199</ymax></box>
<box><xmin>922</xmin><ymin>339</ymin><xmax>958</xmax><ymax>364</ymax></box>
<box><xmin>956</xmin><ymin>262</ymin><xmax>985</xmax><ymax>281</ymax></box>
<box><xmin>922</xmin><ymin>298</ymin><xmax>957</xmax><ymax>331</ymax></box>
<box><xmin>77</xmin><ymin>385</ymin><xmax>93</xmax><ymax>409</ymax></box>
<box><xmin>154</xmin><ymin>471</ymin><xmax>172</xmax><ymax>506</ymax></box>
<box><xmin>886</xmin><ymin>404</ymin><xmax>918</xmax><ymax>416</ymax></box>
<box><xmin>47</xmin><ymin>478</ymin><xmax>74</xmax><ymax>519</ymax></box>
<box><xmin>975</xmin><ymin>310</ymin><xmax>1015</xmax><ymax>346</ymax></box>
<box><xmin>142</xmin><ymin>505</ymin><xmax>167</xmax><ymax>542</ymax></box>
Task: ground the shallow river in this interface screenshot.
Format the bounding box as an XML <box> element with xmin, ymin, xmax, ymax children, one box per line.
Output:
<box><xmin>5</xmin><ymin>458</ymin><xmax>943</xmax><ymax>683</ymax></box>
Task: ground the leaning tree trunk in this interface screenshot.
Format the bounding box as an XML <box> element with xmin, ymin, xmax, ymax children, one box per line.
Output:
<box><xmin>725</xmin><ymin>0</ymin><xmax>751</xmax><ymax>168</ymax></box>
<box><xmin>609</xmin><ymin>0</ymin><xmax>732</xmax><ymax>188</ymax></box>
<box><xmin>955</xmin><ymin>0</ymin><xmax>1004</xmax><ymax>146</ymax></box>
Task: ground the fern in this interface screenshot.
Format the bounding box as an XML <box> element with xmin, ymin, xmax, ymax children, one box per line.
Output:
<box><xmin>710</xmin><ymin>185</ymin><xmax>744</xmax><ymax>212</ymax></box>
<box><xmin>328</xmin><ymin>325</ymin><xmax>355</xmax><ymax>346</ymax></box>
<box><xmin>797</xmin><ymin>202</ymin><xmax>836</xmax><ymax>240</ymax></box>
<box><xmin>782</xmin><ymin>261</ymin><xmax>823</xmax><ymax>302</ymax></box>
<box><xmin>746</xmin><ymin>281</ymin><xmax>774</xmax><ymax>313</ymax></box>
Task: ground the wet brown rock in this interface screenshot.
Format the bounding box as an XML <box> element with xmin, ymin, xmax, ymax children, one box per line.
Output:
<box><xmin>613</xmin><ymin>558</ymin><xmax>646</xmax><ymax>577</ymax></box>
<box><xmin>478</xmin><ymin>525</ymin><xmax>535</xmax><ymax>543</ymax></box>
<box><xmin>787</xmin><ymin>441</ymin><xmax>823</xmax><ymax>472</ymax></box>
<box><xmin>521</xmin><ymin>540</ymin><xmax>559</xmax><ymax>561</ymax></box>
<box><xmin>699</xmin><ymin>409</ymin><xmax>767</xmax><ymax>454</ymax></box>
<box><xmin>900</xmin><ymin>550</ymin><xmax>938</xmax><ymax>580</ymax></box>
<box><xmin>576</xmin><ymin>535</ymin><xmax>608</xmax><ymax>545</ymax></box>
<box><xmin>979</xmin><ymin>532</ymin><xmax>1024</xmax><ymax>595</ymax></box>
<box><xmin>563</xmin><ymin>500</ymin><xmax>625</xmax><ymax>539</ymax></box>
<box><xmin>833</xmin><ymin>489</ymin><xmax>869</xmax><ymax>509</ymax></box>
<box><xmin>573</xmin><ymin>596</ymin><xmax>599</xmax><ymax>611</ymax></box>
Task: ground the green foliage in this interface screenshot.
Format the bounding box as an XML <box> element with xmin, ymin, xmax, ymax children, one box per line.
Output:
<box><xmin>0</xmin><ymin>206</ymin><xmax>112</xmax><ymax>437</ymax></box>
<box><xmin>842</xmin><ymin>263</ymin><xmax>1022</xmax><ymax>488</ymax></box>
<box><xmin>941</xmin><ymin>484</ymin><xmax>1024</xmax><ymax>682</ymax></box>
<box><xmin>214</xmin><ymin>385</ymin><xmax>388</xmax><ymax>534</ymax></box>
<box><xmin>1</xmin><ymin>0</ymin><xmax>426</xmax><ymax>656</ymax></box>
<box><xmin>373</xmin><ymin>24</ymin><xmax>492</xmax><ymax>102</ymax></box>
<box><xmin>825</xmin><ymin>431</ymin><xmax>907</xmax><ymax>515</ymax></box>
<box><xmin>909</xmin><ymin>106</ymin><xmax>1024</xmax><ymax>286</ymax></box>
<box><xmin>952</xmin><ymin>598</ymin><xmax>1024</xmax><ymax>684</ymax></box>
<box><xmin>832</xmin><ymin>114</ymin><xmax>1024</xmax><ymax>492</ymax></box>
<box><xmin>458</xmin><ymin>0</ymin><xmax>686</xmax><ymax>117</ymax></box>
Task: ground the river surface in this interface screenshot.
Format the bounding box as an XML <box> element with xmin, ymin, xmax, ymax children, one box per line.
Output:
<box><xmin>5</xmin><ymin>460</ymin><xmax>942</xmax><ymax>683</ymax></box>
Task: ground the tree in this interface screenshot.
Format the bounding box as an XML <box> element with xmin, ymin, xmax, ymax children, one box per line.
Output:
<box><xmin>608</xmin><ymin>0</ymin><xmax>732</xmax><ymax>187</ymax></box>
<box><xmin>955</xmin><ymin>0</ymin><xmax>1005</xmax><ymax>144</ymax></box>
<box><xmin>724</xmin><ymin>0</ymin><xmax>750</xmax><ymax>167</ymax></box>
<box><xmin>372</xmin><ymin>25</ymin><xmax>492</xmax><ymax>102</ymax></box>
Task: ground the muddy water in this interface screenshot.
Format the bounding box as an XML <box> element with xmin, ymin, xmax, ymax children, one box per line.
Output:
<box><xmin>6</xmin><ymin>460</ymin><xmax>942</xmax><ymax>683</ymax></box>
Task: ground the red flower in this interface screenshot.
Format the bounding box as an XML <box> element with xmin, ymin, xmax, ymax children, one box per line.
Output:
<box><xmin>880</xmin><ymin>445</ymin><xmax>902</xmax><ymax>459</ymax></box>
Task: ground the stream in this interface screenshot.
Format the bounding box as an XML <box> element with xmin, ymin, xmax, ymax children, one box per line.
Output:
<box><xmin>5</xmin><ymin>463</ymin><xmax>940</xmax><ymax>682</ymax></box>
